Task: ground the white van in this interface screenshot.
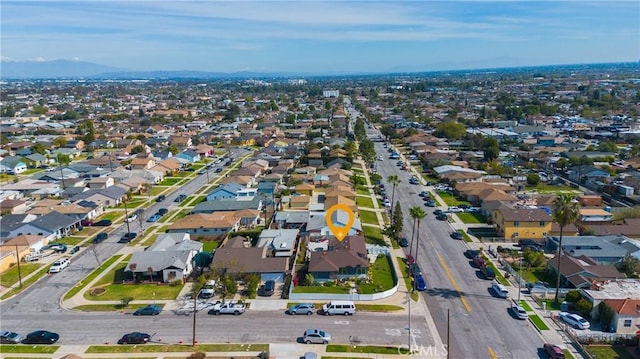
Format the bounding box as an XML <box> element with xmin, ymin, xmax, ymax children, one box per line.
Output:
<box><xmin>322</xmin><ymin>301</ymin><xmax>356</xmax><ymax>316</ymax></box>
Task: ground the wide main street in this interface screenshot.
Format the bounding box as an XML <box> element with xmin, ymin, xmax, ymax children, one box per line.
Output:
<box><xmin>365</xmin><ymin>122</ymin><xmax>546</xmax><ymax>358</ymax></box>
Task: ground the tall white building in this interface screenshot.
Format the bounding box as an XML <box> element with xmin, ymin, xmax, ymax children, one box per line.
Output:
<box><xmin>322</xmin><ymin>89</ymin><xmax>339</xmax><ymax>98</ymax></box>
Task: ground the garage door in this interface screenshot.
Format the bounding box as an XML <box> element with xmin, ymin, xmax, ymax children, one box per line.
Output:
<box><xmin>261</xmin><ymin>273</ymin><xmax>284</xmax><ymax>283</ymax></box>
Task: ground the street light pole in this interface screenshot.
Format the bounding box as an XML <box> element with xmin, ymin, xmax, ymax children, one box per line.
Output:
<box><xmin>192</xmin><ymin>289</ymin><xmax>197</xmax><ymax>346</ymax></box>
<box><xmin>447</xmin><ymin>309</ymin><xmax>451</xmax><ymax>359</ymax></box>
<box><xmin>123</xmin><ymin>200</ymin><xmax>131</xmax><ymax>236</ymax></box>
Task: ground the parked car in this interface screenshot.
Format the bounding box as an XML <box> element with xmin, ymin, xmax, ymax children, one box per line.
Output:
<box><xmin>480</xmin><ymin>266</ymin><xmax>496</xmax><ymax>280</ymax></box>
<box><xmin>261</xmin><ymin>280</ymin><xmax>276</xmax><ymax>296</ymax></box>
<box><xmin>405</xmin><ymin>254</ymin><xmax>415</xmax><ymax>264</ymax></box>
<box><xmin>215</xmin><ymin>167</ymin><xmax>223</xmax><ymax>173</ymax></box>
<box><xmin>425</xmin><ymin>200</ymin><xmax>436</xmax><ymax>207</ymax></box>
<box><xmin>288</xmin><ymin>303</ymin><xmax>316</xmax><ymax>316</ymax></box>
<box><xmin>509</xmin><ymin>304</ymin><xmax>528</xmax><ymax>320</ymax></box>
<box><xmin>472</xmin><ymin>256</ymin><xmax>487</xmax><ymax>268</ymax></box>
<box><xmin>302</xmin><ymin>329</ymin><xmax>331</xmax><ymax>344</ymax></box>
<box><xmin>543</xmin><ymin>343</ymin><xmax>565</xmax><ymax>359</ymax></box>
<box><xmin>198</xmin><ymin>280</ymin><xmax>216</xmax><ymax>299</ymax></box>
<box><xmin>419</xmin><ymin>191</ymin><xmax>429</xmax><ymax>197</ymax></box>
<box><xmin>80</xmin><ymin>219</ymin><xmax>93</xmax><ymax>226</ymax></box>
<box><xmin>518</xmin><ymin>239</ymin><xmax>542</xmax><ymax>248</ymax></box>
<box><xmin>156</xmin><ymin>195</ymin><xmax>166</xmax><ymax>202</ymax></box>
<box><xmin>157</xmin><ymin>208</ymin><xmax>168</xmax><ymax>215</ymax></box>
<box><xmin>125</xmin><ymin>214</ymin><xmax>138</xmax><ymax>223</ymax></box>
<box><xmin>559</xmin><ymin>312</ymin><xmax>590</xmax><ymax>329</ymax></box>
<box><xmin>415</xmin><ymin>275</ymin><xmax>427</xmax><ymax>291</ymax></box>
<box><xmin>464</xmin><ymin>249</ymin><xmax>480</xmax><ymax>259</ymax></box>
<box><xmin>198</xmin><ymin>169</ymin><xmax>206</xmax><ymax>175</ymax></box>
<box><xmin>118</xmin><ymin>332</ymin><xmax>151</xmax><ymax>344</ymax></box>
<box><xmin>22</xmin><ymin>330</ymin><xmax>59</xmax><ymax>344</ymax></box>
<box><xmin>410</xmin><ymin>263</ymin><xmax>422</xmax><ymax>277</ymax></box>
<box><xmin>0</xmin><ymin>331</ymin><xmax>23</xmax><ymax>344</ymax></box>
<box><xmin>448</xmin><ymin>206</ymin><xmax>464</xmax><ymax>213</ymax></box>
<box><xmin>399</xmin><ymin>237</ymin><xmax>409</xmax><ymax>247</ymax></box>
<box><xmin>69</xmin><ymin>246</ymin><xmax>80</xmax><ymax>254</ymax></box>
<box><xmin>433</xmin><ymin>209</ymin><xmax>443</xmax><ymax>216</ymax></box>
<box><xmin>92</xmin><ymin>219</ymin><xmax>113</xmax><ymax>226</ymax></box>
<box><xmin>450</xmin><ymin>232</ymin><xmax>463</xmax><ymax>240</ymax></box>
<box><xmin>133</xmin><ymin>305</ymin><xmax>161</xmax><ymax>316</ymax></box>
<box><xmin>49</xmin><ymin>257</ymin><xmax>70</xmax><ymax>273</ymax></box>
<box><xmin>436</xmin><ymin>213</ymin><xmax>447</xmax><ymax>221</ymax></box>
<box><xmin>49</xmin><ymin>243</ymin><xmax>68</xmax><ymax>253</ymax></box>
<box><xmin>147</xmin><ymin>214</ymin><xmax>162</xmax><ymax>222</ymax></box>
<box><xmin>94</xmin><ymin>232</ymin><xmax>108</xmax><ymax>243</ymax></box>
<box><xmin>175</xmin><ymin>194</ymin><xmax>187</xmax><ymax>202</ymax></box>
<box><xmin>491</xmin><ymin>283</ymin><xmax>509</xmax><ymax>299</ymax></box>
<box><xmin>119</xmin><ymin>232</ymin><xmax>138</xmax><ymax>243</ymax></box>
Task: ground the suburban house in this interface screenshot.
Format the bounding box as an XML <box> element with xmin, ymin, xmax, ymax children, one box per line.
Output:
<box><xmin>306</xmin><ymin>210</ymin><xmax>363</xmax><ymax>238</ymax></box>
<box><xmin>0</xmin><ymin>199</ymin><xmax>29</xmax><ymax>214</ymax></box>
<box><xmin>69</xmin><ymin>185</ymin><xmax>128</xmax><ymax>207</ymax></box>
<box><xmin>256</xmin><ymin>229</ymin><xmax>299</xmax><ymax>258</ymax></box>
<box><xmin>274</xmin><ymin>211</ymin><xmax>309</xmax><ymax>229</ymax></box>
<box><xmin>191</xmin><ymin>197</ymin><xmax>263</xmax><ymax>214</ymax></box>
<box><xmin>125</xmin><ymin>233</ymin><xmax>202</xmax><ymax>282</ymax></box>
<box><xmin>0</xmin><ymin>244</ymin><xmax>30</xmax><ymax>273</ymax></box>
<box><xmin>206</xmin><ymin>183</ymin><xmax>246</xmax><ymax>201</ymax></box>
<box><xmin>545</xmin><ymin>235</ymin><xmax>638</xmax><ymax>265</ymax></box>
<box><xmin>3</xmin><ymin>234</ymin><xmax>48</xmax><ymax>256</ymax></box>
<box><xmin>167</xmin><ymin>213</ymin><xmax>240</xmax><ymax>237</ymax></box>
<box><xmin>546</xmin><ymin>254</ymin><xmax>625</xmax><ymax>289</ymax></box>
<box><xmin>7</xmin><ymin>211</ymin><xmax>81</xmax><ymax>242</ymax></box>
<box><xmin>211</xmin><ymin>235</ymin><xmax>289</xmax><ymax>282</ymax></box>
<box><xmin>130</xmin><ymin>157</ymin><xmax>156</xmax><ymax>170</ymax></box>
<box><xmin>175</xmin><ymin>150</ymin><xmax>201</xmax><ymax>163</ymax></box>
<box><xmin>493</xmin><ymin>205</ymin><xmax>552</xmax><ymax>240</ymax></box>
<box><xmin>602</xmin><ymin>298</ymin><xmax>640</xmax><ymax>334</ymax></box>
<box><xmin>307</xmin><ymin>236</ymin><xmax>369</xmax><ymax>281</ymax></box>
<box><xmin>583</xmin><ymin>279</ymin><xmax>640</xmax><ymax>324</ymax></box>
<box><xmin>0</xmin><ymin>156</ymin><xmax>28</xmax><ymax>174</ymax></box>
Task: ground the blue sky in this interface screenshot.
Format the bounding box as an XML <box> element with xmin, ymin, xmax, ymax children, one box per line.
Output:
<box><xmin>1</xmin><ymin>1</ymin><xmax>638</xmax><ymax>73</ymax></box>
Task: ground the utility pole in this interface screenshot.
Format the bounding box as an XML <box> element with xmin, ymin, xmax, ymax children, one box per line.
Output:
<box><xmin>447</xmin><ymin>309</ymin><xmax>451</xmax><ymax>359</ymax></box>
<box><xmin>123</xmin><ymin>199</ymin><xmax>131</xmax><ymax>236</ymax></box>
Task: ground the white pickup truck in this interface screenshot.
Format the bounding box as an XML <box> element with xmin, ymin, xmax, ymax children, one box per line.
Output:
<box><xmin>207</xmin><ymin>301</ymin><xmax>246</xmax><ymax>316</ymax></box>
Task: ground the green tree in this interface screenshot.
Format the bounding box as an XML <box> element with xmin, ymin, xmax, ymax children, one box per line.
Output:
<box><xmin>565</xmin><ymin>290</ymin><xmax>582</xmax><ymax>303</ymax></box>
<box><xmin>32</xmin><ymin>104</ymin><xmax>48</xmax><ymax>115</ymax></box>
<box><xmin>343</xmin><ymin>140</ymin><xmax>357</xmax><ymax>158</ymax></box>
<box><xmin>409</xmin><ymin>207</ymin><xmax>427</xmax><ymax>272</ymax></box>
<box><xmin>393</xmin><ymin>202</ymin><xmax>403</xmax><ymax>240</ymax></box>
<box><xmin>52</xmin><ymin>137</ymin><xmax>67</xmax><ymax>148</ymax></box>
<box><xmin>31</xmin><ymin>143</ymin><xmax>47</xmax><ymax>155</ymax></box>
<box><xmin>76</xmin><ymin>119</ymin><xmax>95</xmax><ymax>144</ymax></box>
<box><xmin>598</xmin><ymin>302</ymin><xmax>614</xmax><ymax>326</ymax></box>
<box><xmin>522</xmin><ymin>248</ymin><xmax>545</xmax><ymax>267</ymax></box>
<box><xmin>526</xmin><ymin>173</ymin><xmax>541</xmax><ymax>186</ymax></box>
<box><xmin>598</xmin><ymin>141</ymin><xmax>618</xmax><ymax>153</ymax></box>
<box><xmin>1</xmin><ymin>105</ymin><xmax>16</xmax><ymax>117</ymax></box>
<box><xmin>433</xmin><ymin>121</ymin><xmax>466</xmax><ymax>140</ymax></box>
<box><xmin>304</xmin><ymin>273</ymin><xmax>315</xmax><ymax>286</ymax></box>
<box><xmin>575</xmin><ymin>298</ymin><xmax>593</xmax><ymax>318</ymax></box>
<box><xmin>483</xmin><ymin>137</ymin><xmax>500</xmax><ymax>162</ymax></box>
<box><xmin>617</xmin><ymin>255</ymin><xmax>640</xmax><ymax>278</ymax></box>
<box><xmin>168</xmin><ymin>144</ymin><xmax>179</xmax><ymax>155</ymax></box>
<box><xmin>552</xmin><ymin>194</ymin><xmax>580</xmax><ymax>303</ymax></box>
<box><xmin>359</xmin><ymin>139</ymin><xmax>376</xmax><ymax>165</ymax></box>
<box><xmin>56</xmin><ymin>153</ymin><xmax>71</xmax><ymax>189</ymax></box>
<box><xmin>130</xmin><ymin>145</ymin><xmax>145</xmax><ymax>154</ymax></box>
<box><xmin>387</xmin><ymin>175</ymin><xmax>401</xmax><ymax>216</ymax></box>
<box><xmin>354</xmin><ymin>119</ymin><xmax>366</xmax><ymax>142</ymax></box>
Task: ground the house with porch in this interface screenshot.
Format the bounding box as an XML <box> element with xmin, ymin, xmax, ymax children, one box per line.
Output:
<box><xmin>211</xmin><ymin>236</ymin><xmax>289</xmax><ymax>283</ymax></box>
<box><xmin>307</xmin><ymin>236</ymin><xmax>369</xmax><ymax>281</ymax></box>
<box><xmin>125</xmin><ymin>233</ymin><xmax>202</xmax><ymax>282</ymax></box>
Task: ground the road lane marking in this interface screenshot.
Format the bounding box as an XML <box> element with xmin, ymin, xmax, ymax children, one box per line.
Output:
<box><xmin>488</xmin><ymin>346</ymin><xmax>498</xmax><ymax>359</ymax></box>
<box><xmin>334</xmin><ymin>320</ymin><xmax>350</xmax><ymax>325</ymax></box>
<box><xmin>437</xmin><ymin>253</ymin><xmax>472</xmax><ymax>313</ymax></box>
<box><xmin>430</xmin><ymin>240</ymin><xmax>435</xmax><ymax>247</ymax></box>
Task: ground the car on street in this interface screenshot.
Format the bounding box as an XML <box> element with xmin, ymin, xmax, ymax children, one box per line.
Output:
<box><xmin>22</xmin><ymin>330</ymin><xmax>59</xmax><ymax>344</ymax></box>
<box><xmin>94</xmin><ymin>232</ymin><xmax>108</xmax><ymax>243</ymax></box>
<box><xmin>464</xmin><ymin>249</ymin><xmax>480</xmax><ymax>259</ymax></box>
<box><xmin>559</xmin><ymin>312</ymin><xmax>590</xmax><ymax>329</ymax></box>
<box><xmin>119</xmin><ymin>232</ymin><xmax>138</xmax><ymax>243</ymax></box>
<box><xmin>450</xmin><ymin>231</ymin><xmax>463</xmax><ymax>240</ymax></box>
<box><xmin>419</xmin><ymin>191</ymin><xmax>429</xmax><ymax>197</ymax></box>
<box><xmin>215</xmin><ymin>167</ymin><xmax>223</xmax><ymax>173</ymax></box>
<box><xmin>509</xmin><ymin>304</ymin><xmax>528</xmax><ymax>320</ymax></box>
<box><xmin>302</xmin><ymin>329</ymin><xmax>331</xmax><ymax>344</ymax></box>
<box><xmin>198</xmin><ymin>169</ymin><xmax>206</xmax><ymax>175</ymax></box>
<box><xmin>424</xmin><ymin>200</ymin><xmax>436</xmax><ymax>207</ymax></box>
<box><xmin>125</xmin><ymin>214</ymin><xmax>137</xmax><ymax>223</ymax></box>
<box><xmin>175</xmin><ymin>194</ymin><xmax>187</xmax><ymax>202</ymax></box>
<box><xmin>147</xmin><ymin>214</ymin><xmax>162</xmax><ymax>222</ymax></box>
<box><xmin>1</xmin><ymin>331</ymin><xmax>23</xmax><ymax>344</ymax></box>
<box><xmin>92</xmin><ymin>219</ymin><xmax>113</xmax><ymax>226</ymax></box>
<box><xmin>491</xmin><ymin>283</ymin><xmax>509</xmax><ymax>299</ymax></box>
<box><xmin>156</xmin><ymin>195</ymin><xmax>166</xmax><ymax>202</ymax></box>
<box><xmin>472</xmin><ymin>256</ymin><xmax>487</xmax><ymax>268</ymax></box>
<box><xmin>49</xmin><ymin>243</ymin><xmax>68</xmax><ymax>253</ymax></box>
<box><xmin>433</xmin><ymin>209</ymin><xmax>443</xmax><ymax>216</ymax></box>
<box><xmin>543</xmin><ymin>343</ymin><xmax>565</xmax><ymax>359</ymax></box>
<box><xmin>405</xmin><ymin>254</ymin><xmax>415</xmax><ymax>264</ymax></box>
<box><xmin>118</xmin><ymin>332</ymin><xmax>151</xmax><ymax>344</ymax></box>
<box><xmin>415</xmin><ymin>275</ymin><xmax>427</xmax><ymax>291</ymax></box>
<box><xmin>133</xmin><ymin>305</ymin><xmax>161</xmax><ymax>316</ymax></box>
<box><xmin>49</xmin><ymin>257</ymin><xmax>70</xmax><ymax>273</ymax></box>
<box><xmin>288</xmin><ymin>303</ymin><xmax>316</xmax><ymax>315</ymax></box>
<box><xmin>436</xmin><ymin>213</ymin><xmax>447</xmax><ymax>221</ymax></box>
<box><xmin>157</xmin><ymin>208</ymin><xmax>168</xmax><ymax>215</ymax></box>
<box><xmin>410</xmin><ymin>263</ymin><xmax>422</xmax><ymax>278</ymax></box>
<box><xmin>399</xmin><ymin>237</ymin><xmax>409</xmax><ymax>247</ymax></box>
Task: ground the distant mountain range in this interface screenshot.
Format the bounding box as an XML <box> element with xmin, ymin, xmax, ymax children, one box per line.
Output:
<box><xmin>1</xmin><ymin>58</ymin><xmax>638</xmax><ymax>80</ymax></box>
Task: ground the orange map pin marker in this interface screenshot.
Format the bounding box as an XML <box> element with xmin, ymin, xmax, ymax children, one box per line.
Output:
<box><xmin>325</xmin><ymin>204</ymin><xmax>355</xmax><ymax>241</ymax></box>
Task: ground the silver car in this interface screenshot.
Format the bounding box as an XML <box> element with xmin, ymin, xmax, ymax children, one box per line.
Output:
<box><xmin>302</xmin><ymin>329</ymin><xmax>331</xmax><ymax>344</ymax></box>
<box><xmin>288</xmin><ymin>303</ymin><xmax>315</xmax><ymax>316</ymax></box>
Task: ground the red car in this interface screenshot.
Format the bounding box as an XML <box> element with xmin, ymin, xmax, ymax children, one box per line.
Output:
<box><xmin>543</xmin><ymin>344</ymin><xmax>565</xmax><ymax>359</ymax></box>
<box><xmin>405</xmin><ymin>254</ymin><xmax>415</xmax><ymax>264</ymax></box>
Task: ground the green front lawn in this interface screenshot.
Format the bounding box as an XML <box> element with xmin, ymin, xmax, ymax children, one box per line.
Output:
<box><xmin>459</xmin><ymin>230</ymin><xmax>473</xmax><ymax>243</ymax></box>
<box><xmin>292</xmin><ymin>285</ymin><xmax>350</xmax><ymax>294</ymax></box>
<box><xmin>356</xmin><ymin>185</ymin><xmax>370</xmax><ymax>196</ymax></box>
<box><xmin>115</xmin><ymin>199</ymin><xmax>146</xmax><ymax>209</ymax></box>
<box><xmin>0</xmin><ymin>263</ymin><xmax>43</xmax><ymax>287</ymax></box>
<box><xmin>586</xmin><ymin>345</ymin><xmax>634</xmax><ymax>359</ymax></box>
<box><xmin>50</xmin><ymin>236</ymin><xmax>85</xmax><ymax>246</ymax></box>
<box><xmin>355</xmin><ymin>304</ymin><xmax>403</xmax><ymax>312</ymax></box>
<box><xmin>358</xmin><ymin>255</ymin><xmax>395</xmax><ymax>294</ymax></box>
<box><xmin>150</xmin><ymin>186</ymin><xmax>168</xmax><ymax>196</ymax></box>
<box><xmin>359</xmin><ymin>210</ymin><xmax>379</xmax><ymax>225</ymax></box>
<box><xmin>356</xmin><ymin>196</ymin><xmax>374</xmax><ymax>209</ymax></box>
<box><xmin>456</xmin><ymin>212</ymin><xmax>486</xmax><ymax>224</ymax></box>
<box><xmin>529</xmin><ymin>314</ymin><xmax>549</xmax><ymax>330</ymax></box>
<box><xmin>0</xmin><ymin>345</ymin><xmax>59</xmax><ymax>354</ymax></box>
<box><xmin>63</xmin><ymin>254</ymin><xmax>123</xmax><ymax>301</ymax></box>
<box><xmin>97</xmin><ymin>212</ymin><xmax>121</xmax><ymax>221</ymax></box>
<box><xmin>519</xmin><ymin>300</ymin><xmax>533</xmax><ymax>312</ymax></box>
<box><xmin>520</xmin><ymin>267</ymin><xmax>557</xmax><ymax>286</ymax></box>
<box><xmin>526</xmin><ymin>183</ymin><xmax>580</xmax><ymax>194</ymax></box>
<box><xmin>85</xmin><ymin>282</ymin><xmax>184</xmax><ymax>301</ymax></box>
<box><xmin>159</xmin><ymin>177</ymin><xmax>181</xmax><ymax>186</ymax></box>
<box><xmin>327</xmin><ymin>345</ymin><xmax>410</xmax><ymax>355</ymax></box>
<box><xmin>362</xmin><ymin>226</ymin><xmax>386</xmax><ymax>246</ymax></box>
<box><xmin>437</xmin><ymin>191</ymin><xmax>471</xmax><ymax>207</ymax></box>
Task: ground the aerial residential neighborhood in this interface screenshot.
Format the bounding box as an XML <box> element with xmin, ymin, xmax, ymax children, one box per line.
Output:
<box><xmin>1</xmin><ymin>58</ymin><xmax>640</xmax><ymax>359</ymax></box>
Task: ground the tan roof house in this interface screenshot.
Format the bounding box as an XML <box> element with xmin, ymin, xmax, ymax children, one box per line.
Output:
<box><xmin>167</xmin><ymin>213</ymin><xmax>239</xmax><ymax>237</ymax></box>
<box><xmin>324</xmin><ymin>195</ymin><xmax>358</xmax><ymax>213</ymax></box>
<box><xmin>295</xmin><ymin>183</ymin><xmax>315</xmax><ymax>196</ymax></box>
<box><xmin>130</xmin><ymin>157</ymin><xmax>156</xmax><ymax>170</ymax></box>
<box><xmin>289</xmin><ymin>195</ymin><xmax>310</xmax><ymax>210</ymax></box>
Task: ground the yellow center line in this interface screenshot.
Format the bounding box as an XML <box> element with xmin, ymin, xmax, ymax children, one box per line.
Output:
<box><xmin>488</xmin><ymin>346</ymin><xmax>497</xmax><ymax>359</ymax></box>
<box><xmin>430</xmin><ymin>240</ymin><xmax>435</xmax><ymax>247</ymax></box>
<box><xmin>437</xmin><ymin>253</ymin><xmax>472</xmax><ymax>313</ymax></box>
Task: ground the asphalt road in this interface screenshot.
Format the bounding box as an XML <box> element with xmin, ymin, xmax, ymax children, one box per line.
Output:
<box><xmin>0</xmin><ymin>148</ymin><xmax>251</xmax><ymax>316</ymax></box>
<box><xmin>0</xmin><ymin>310</ymin><xmax>426</xmax><ymax>347</ymax></box>
<box><xmin>364</xmin><ymin>123</ymin><xmax>546</xmax><ymax>358</ymax></box>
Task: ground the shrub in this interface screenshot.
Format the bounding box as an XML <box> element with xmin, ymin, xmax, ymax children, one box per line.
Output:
<box><xmin>575</xmin><ymin>298</ymin><xmax>593</xmax><ymax>318</ymax></box>
<box><xmin>323</xmin><ymin>281</ymin><xmax>335</xmax><ymax>287</ymax></box>
<box><xmin>565</xmin><ymin>290</ymin><xmax>582</xmax><ymax>303</ymax></box>
<box><xmin>304</xmin><ymin>273</ymin><xmax>315</xmax><ymax>286</ymax></box>
<box><xmin>120</xmin><ymin>296</ymin><xmax>133</xmax><ymax>307</ymax></box>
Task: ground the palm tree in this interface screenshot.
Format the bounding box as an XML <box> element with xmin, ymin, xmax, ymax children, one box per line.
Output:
<box><xmin>552</xmin><ymin>193</ymin><xmax>580</xmax><ymax>303</ymax></box>
<box><xmin>387</xmin><ymin>175</ymin><xmax>401</xmax><ymax>215</ymax></box>
<box><xmin>408</xmin><ymin>206</ymin><xmax>422</xmax><ymax>258</ymax></box>
<box><xmin>410</xmin><ymin>207</ymin><xmax>427</xmax><ymax>262</ymax></box>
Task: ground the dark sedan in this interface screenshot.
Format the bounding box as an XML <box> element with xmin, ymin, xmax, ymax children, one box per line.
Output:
<box><xmin>399</xmin><ymin>237</ymin><xmax>409</xmax><ymax>247</ymax></box>
<box><xmin>22</xmin><ymin>330</ymin><xmax>59</xmax><ymax>344</ymax></box>
<box><xmin>118</xmin><ymin>332</ymin><xmax>151</xmax><ymax>344</ymax></box>
<box><xmin>450</xmin><ymin>232</ymin><xmax>464</xmax><ymax>240</ymax></box>
<box><xmin>133</xmin><ymin>305</ymin><xmax>161</xmax><ymax>316</ymax></box>
<box><xmin>92</xmin><ymin>219</ymin><xmax>113</xmax><ymax>226</ymax></box>
<box><xmin>119</xmin><ymin>232</ymin><xmax>138</xmax><ymax>243</ymax></box>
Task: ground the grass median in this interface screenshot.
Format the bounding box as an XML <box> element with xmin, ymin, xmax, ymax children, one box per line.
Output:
<box><xmin>85</xmin><ymin>343</ymin><xmax>268</xmax><ymax>353</ymax></box>
<box><xmin>0</xmin><ymin>345</ymin><xmax>59</xmax><ymax>354</ymax></box>
<box><xmin>327</xmin><ymin>345</ymin><xmax>410</xmax><ymax>355</ymax></box>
